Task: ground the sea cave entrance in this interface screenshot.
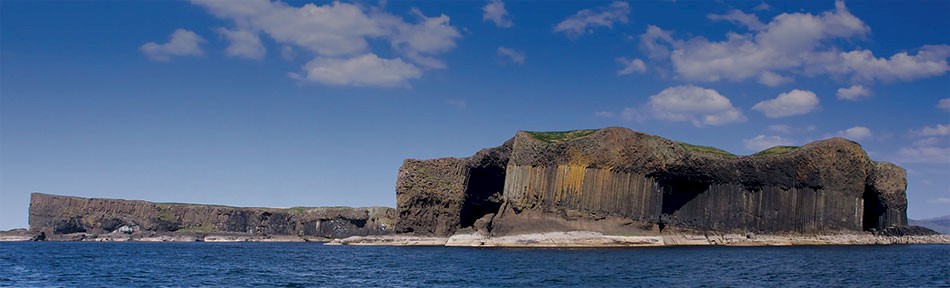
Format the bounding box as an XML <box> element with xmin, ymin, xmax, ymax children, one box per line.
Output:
<box><xmin>658</xmin><ymin>176</ymin><xmax>709</xmax><ymax>231</ymax></box>
<box><xmin>862</xmin><ymin>189</ymin><xmax>884</xmax><ymax>231</ymax></box>
<box><xmin>660</xmin><ymin>177</ymin><xmax>709</xmax><ymax>215</ymax></box>
<box><xmin>460</xmin><ymin>165</ymin><xmax>506</xmax><ymax>228</ymax></box>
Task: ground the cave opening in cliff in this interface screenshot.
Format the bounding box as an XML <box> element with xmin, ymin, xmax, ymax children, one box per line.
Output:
<box><xmin>460</xmin><ymin>165</ymin><xmax>506</xmax><ymax>228</ymax></box>
<box><xmin>862</xmin><ymin>189</ymin><xmax>885</xmax><ymax>231</ymax></box>
<box><xmin>659</xmin><ymin>177</ymin><xmax>709</xmax><ymax>216</ymax></box>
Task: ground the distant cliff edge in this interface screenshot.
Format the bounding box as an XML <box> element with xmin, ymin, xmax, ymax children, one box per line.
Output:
<box><xmin>396</xmin><ymin>127</ymin><xmax>934</xmax><ymax>237</ymax></box>
<box><xmin>27</xmin><ymin>193</ymin><xmax>395</xmax><ymax>241</ymax></box>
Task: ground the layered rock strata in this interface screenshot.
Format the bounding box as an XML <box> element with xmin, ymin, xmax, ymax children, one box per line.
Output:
<box><xmin>396</xmin><ymin>127</ymin><xmax>916</xmax><ymax>237</ymax></box>
<box><xmin>29</xmin><ymin>193</ymin><xmax>395</xmax><ymax>238</ymax></box>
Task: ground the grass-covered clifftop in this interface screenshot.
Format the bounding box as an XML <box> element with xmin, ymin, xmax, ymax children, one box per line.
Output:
<box><xmin>753</xmin><ymin>146</ymin><xmax>801</xmax><ymax>156</ymax></box>
<box><xmin>524</xmin><ymin>128</ymin><xmax>803</xmax><ymax>158</ymax></box>
<box><xmin>524</xmin><ymin>129</ymin><xmax>598</xmax><ymax>143</ymax></box>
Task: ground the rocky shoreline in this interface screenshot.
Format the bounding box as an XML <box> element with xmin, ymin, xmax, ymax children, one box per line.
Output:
<box><xmin>329</xmin><ymin>231</ymin><xmax>950</xmax><ymax>247</ymax></box>
<box><xmin>0</xmin><ymin>230</ymin><xmax>330</xmax><ymax>243</ymax></box>
<box><xmin>3</xmin><ymin>229</ymin><xmax>947</xmax><ymax>246</ymax></box>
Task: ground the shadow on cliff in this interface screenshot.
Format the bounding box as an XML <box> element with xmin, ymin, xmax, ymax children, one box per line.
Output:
<box><xmin>460</xmin><ymin>165</ymin><xmax>506</xmax><ymax>229</ymax></box>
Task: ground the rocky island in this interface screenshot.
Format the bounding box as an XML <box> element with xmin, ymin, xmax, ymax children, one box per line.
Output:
<box><xmin>6</xmin><ymin>127</ymin><xmax>946</xmax><ymax>246</ymax></box>
<box><xmin>19</xmin><ymin>193</ymin><xmax>395</xmax><ymax>242</ymax></box>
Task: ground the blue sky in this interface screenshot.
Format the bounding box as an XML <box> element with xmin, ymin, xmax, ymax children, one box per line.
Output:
<box><xmin>1</xmin><ymin>0</ymin><xmax>948</xmax><ymax>230</ymax></box>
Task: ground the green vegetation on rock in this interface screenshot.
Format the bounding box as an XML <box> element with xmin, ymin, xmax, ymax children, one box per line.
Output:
<box><xmin>753</xmin><ymin>146</ymin><xmax>801</xmax><ymax>156</ymax></box>
<box><xmin>157</xmin><ymin>209</ymin><xmax>177</xmax><ymax>223</ymax></box>
<box><xmin>288</xmin><ymin>207</ymin><xmax>312</xmax><ymax>215</ymax></box>
<box><xmin>157</xmin><ymin>202</ymin><xmax>236</xmax><ymax>209</ymax></box>
<box><xmin>678</xmin><ymin>142</ymin><xmax>736</xmax><ymax>158</ymax></box>
<box><xmin>525</xmin><ymin>129</ymin><xmax>598</xmax><ymax>144</ymax></box>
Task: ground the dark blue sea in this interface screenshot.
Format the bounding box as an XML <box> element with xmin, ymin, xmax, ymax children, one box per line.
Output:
<box><xmin>1</xmin><ymin>242</ymin><xmax>948</xmax><ymax>287</ymax></box>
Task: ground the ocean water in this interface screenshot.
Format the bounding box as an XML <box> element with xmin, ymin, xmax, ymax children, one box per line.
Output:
<box><xmin>1</xmin><ymin>242</ymin><xmax>947</xmax><ymax>287</ymax></box>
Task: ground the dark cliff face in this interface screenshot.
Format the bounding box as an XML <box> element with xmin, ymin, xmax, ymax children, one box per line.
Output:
<box><xmin>29</xmin><ymin>193</ymin><xmax>395</xmax><ymax>238</ymax></box>
<box><xmin>396</xmin><ymin>127</ymin><xmax>911</xmax><ymax>236</ymax></box>
<box><xmin>395</xmin><ymin>140</ymin><xmax>512</xmax><ymax>235</ymax></box>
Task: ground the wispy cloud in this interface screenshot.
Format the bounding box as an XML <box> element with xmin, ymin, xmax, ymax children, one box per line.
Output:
<box><xmin>215</xmin><ymin>27</ymin><xmax>265</xmax><ymax>60</ymax></box>
<box><xmin>938</xmin><ymin>98</ymin><xmax>950</xmax><ymax>111</ymax></box>
<box><xmin>638</xmin><ymin>1</ymin><xmax>950</xmax><ymax>86</ymax></box>
<box><xmin>554</xmin><ymin>1</ymin><xmax>629</xmax><ymax>38</ymax></box>
<box><xmin>140</xmin><ymin>29</ymin><xmax>205</xmax><ymax>61</ymax></box>
<box><xmin>834</xmin><ymin>126</ymin><xmax>872</xmax><ymax>141</ymax></box>
<box><xmin>707</xmin><ymin>10</ymin><xmax>764</xmax><ymax>31</ymax></box>
<box><xmin>895</xmin><ymin>123</ymin><xmax>950</xmax><ymax>163</ymax></box>
<box><xmin>497</xmin><ymin>47</ymin><xmax>525</xmax><ymax>65</ymax></box>
<box><xmin>929</xmin><ymin>197</ymin><xmax>950</xmax><ymax>204</ymax></box>
<box><xmin>190</xmin><ymin>1</ymin><xmax>461</xmax><ymax>87</ymax></box>
<box><xmin>483</xmin><ymin>0</ymin><xmax>512</xmax><ymax>28</ymax></box>
<box><xmin>446</xmin><ymin>99</ymin><xmax>467</xmax><ymax>109</ymax></box>
<box><xmin>836</xmin><ymin>85</ymin><xmax>872</xmax><ymax>101</ymax></box>
<box><xmin>616</xmin><ymin>57</ymin><xmax>646</xmax><ymax>75</ymax></box>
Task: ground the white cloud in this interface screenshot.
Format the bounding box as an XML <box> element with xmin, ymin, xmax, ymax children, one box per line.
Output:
<box><xmin>281</xmin><ymin>46</ymin><xmax>296</xmax><ymax>60</ymax></box>
<box><xmin>767</xmin><ymin>124</ymin><xmax>816</xmax><ymax>135</ymax></box>
<box><xmin>554</xmin><ymin>1</ymin><xmax>630</xmax><ymax>38</ymax></box>
<box><xmin>616</xmin><ymin>57</ymin><xmax>646</xmax><ymax>75</ymax></box>
<box><xmin>482</xmin><ymin>0</ymin><xmax>512</xmax><ymax>28</ymax></box>
<box><xmin>768</xmin><ymin>124</ymin><xmax>794</xmax><ymax>134</ymax></box>
<box><xmin>744</xmin><ymin>135</ymin><xmax>794</xmax><ymax>151</ymax></box>
<box><xmin>140</xmin><ymin>29</ymin><xmax>205</xmax><ymax>61</ymax></box>
<box><xmin>913</xmin><ymin>137</ymin><xmax>941</xmax><ymax>147</ymax></box>
<box><xmin>816</xmin><ymin>45</ymin><xmax>950</xmax><ymax>83</ymax></box>
<box><xmin>385</xmin><ymin>8</ymin><xmax>461</xmax><ymax>55</ymax></box>
<box><xmin>836</xmin><ymin>85</ymin><xmax>872</xmax><ymax>101</ymax></box>
<box><xmin>446</xmin><ymin>99</ymin><xmax>467</xmax><ymax>109</ymax></box>
<box><xmin>663</xmin><ymin>1</ymin><xmax>869</xmax><ymax>83</ymax></box>
<box><xmin>754</xmin><ymin>3</ymin><xmax>771</xmax><ymax>11</ymax></box>
<box><xmin>757</xmin><ymin>71</ymin><xmax>793</xmax><ymax>86</ymax></box>
<box><xmin>640</xmin><ymin>1</ymin><xmax>950</xmax><ymax>86</ymax></box>
<box><xmin>895</xmin><ymin>124</ymin><xmax>950</xmax><ymax>163</ymax></box>
<box><xmin>642</xmin><ymin>85</ymin><xmax>746</xmax><ymax>127</ymax></box>
<box><xmin>835</xmin><ymin>126</ymin><xmax>872</xmax><ymax>140</ymax></box>
<box><xmin>707</xmin><ymin>10</ymin><xmax>765</xmax><ymax>30</ymax></box>
<box><xmin>911</xmin><ymin>123</ymin><xmax>950</xmax><ymax>137</ymax></box>
<box><xmin>938</xmin><ymin>98</ymin><xmax>950</xmax><ymax>111</ymax></box>
<box><xmin>191</xmin><ymin>0</ymin><xmax>460</xmax><ymax>87</ymax></box>
<box><xmin>193</xmin><ymin>1</ymin><xmax>380</xmax><ymax>56</ymax></box>
<box><xmin>752</xmin><ymin>89</ymin><xmax>820</xmax><ymax>118</ymax></box>
<box><xmin>291</xmin><ymin>54</ymin><xmax>421</xmax><ymax>87</ymax></box>
<box><xmin>620</xmin><ymin>107</ymin><xmax>645</xmax><ymax>122</ymax></box>
<box><xmin>639</xmin><ymin>25</ymin><xmax>678</xmax><ymax>60</ymax></box>
<box><xmin>215</xmin><ymin>27</ymin><xmax>265</xmax><ymax>59</ymax></box>
<box><xmin>497</xmin><ymin>47</ymin><xmax>525</xmax><ymax>65</ymax></box>
<box><xmin>897</xmin><ymin>146</ymin><xmax>950</xmax><ymax>164</ymax></box>
<box><xmin>929</xmin><ymin>197</ymin><xmax>950</xmax><ymax>204</ymax></box>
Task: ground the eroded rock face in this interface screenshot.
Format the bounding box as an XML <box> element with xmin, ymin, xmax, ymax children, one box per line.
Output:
<box><xmin>396</xmin><ymin>127</ymin><xmax>913</xmax><ymax>236</ymax></box>
<box><xmin>395</xmin><ymin>140</ymin><xmax>512</xmax><ymax>235</ymax></box>
<box><xmin>865</xmin><ymin>162</ymin><xmax>908</xmax><ymax>230</ymax></box>
<box><xmin>29</xmin><ymin>193</ymin><xmax>395</xmax><ymax>238</ymax></box>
